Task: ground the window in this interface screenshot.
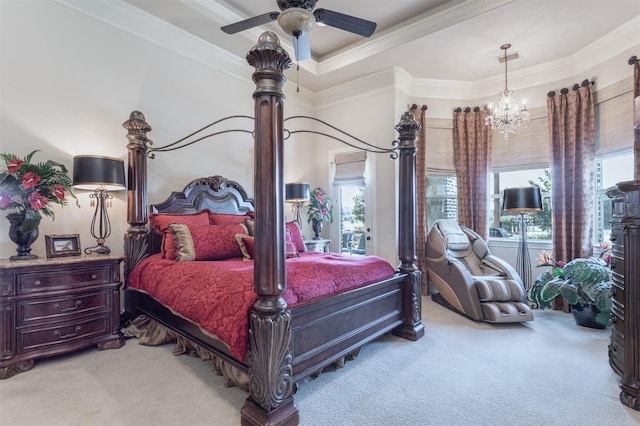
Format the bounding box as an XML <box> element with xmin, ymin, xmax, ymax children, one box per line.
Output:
<box><xmin>333</xmin><ymin>151</ymin><xmax>367</xmax><ymax>257</ymax></box>
<box><xmin>425</xmin><ymin>175</ymin><xmax>458</xmax><ymax>230</ymax></box>
<box><xmin>423</xmin><ymin>152</ymin><xmax>632</xmax><ymax>245</ymax></box>
<box><xmin>597</xmin><ymin>151</ymin><xmax>633</xmax><ymax>244</ymax></box>
<box><xmin>337</xmin><ymin>186</ymin><xmax>365</xmax><ymax>257</ymax></box>
<box><xmin>490</xmin><ymin>168</ymin><xmax>552</xmax><ymax>240</ymax></box>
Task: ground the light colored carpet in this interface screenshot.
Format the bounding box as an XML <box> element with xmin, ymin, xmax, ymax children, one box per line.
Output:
<box><xmin>1</xmin><ymin>297</ymin><xmax>639</xmax><ymax>426</ymax></box>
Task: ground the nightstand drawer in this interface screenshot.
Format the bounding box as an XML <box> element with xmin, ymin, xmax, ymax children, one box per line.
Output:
<box><xmin>17</xmin><ymin>291</ymin><xmax>110</xmax><ymax>326</ymax></box>
<box><xmin>17</xmin><ymin>315</ymin><xmax>109</xmax><ymax>354</ymax></box>
<box><xmin>17</xmin><ymin>264</ymin><xmax>112</xmax><ymax>295</ymax></box>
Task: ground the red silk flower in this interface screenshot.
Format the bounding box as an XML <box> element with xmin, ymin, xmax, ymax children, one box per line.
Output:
<box><xmin>21</xmin><ymin>172</ymin><xmax>41</xmax><ymax>189</ymax></box>
<box><xmin>54</xmin><ymin>184</ymin><xmax>65</xmax><ymax>200</ymax></box>
<box><xmin>7</xmin><ymin>159</ymin><xmax>23</xmax><ymax>174</ymax></box>
<box><xmin>29</xmin><ymin>192</ymin><xmax>48</xmax><ymax>211</ymax></box>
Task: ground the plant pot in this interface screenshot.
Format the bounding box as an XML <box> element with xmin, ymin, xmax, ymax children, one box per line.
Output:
<box><xmin>311</xmin><ymin>219</ymin><xmax>323</xmax><ymax>240</ymax></box>
<box><xmin>7</xmin><ymin>212</ymin><xmax>39</xmax><ymax>260</ymax></box>
<box><xmin>571</xmin><ymin>302</ymin><xmax>606</xmax><ymax>329</ymax></box>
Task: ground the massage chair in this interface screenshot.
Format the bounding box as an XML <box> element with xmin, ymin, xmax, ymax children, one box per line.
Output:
<box><xmin>426</xmin><ymin>219</ymin><xmax>534</xmax><ymax>323</ymax></box>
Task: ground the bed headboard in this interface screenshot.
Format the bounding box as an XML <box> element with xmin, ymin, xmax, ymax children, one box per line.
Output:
<box><xmin>148</xmin><ymin>175</ymin><xmax>254</xmax><ymax>255</ymax></box>
<box><xmin>151</xmin><ymin>175</ymin><xmax>254</xmax><ymax>215</ymax></box>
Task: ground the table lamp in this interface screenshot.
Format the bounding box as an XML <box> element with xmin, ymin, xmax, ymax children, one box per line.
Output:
<box><xmin>285</xmin><ymin>183</ymin><xmax>310</xmax><ymax>229</ymax></box>
<box><xmin>73</xmin><ymin>155</ymin><xmax>125</xmax><ymax>254</ymax></box>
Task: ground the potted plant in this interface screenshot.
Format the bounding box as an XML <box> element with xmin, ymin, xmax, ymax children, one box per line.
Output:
<box><xmin>531</xmin><ymin>251</ymin><xmax>612</xmax><ymax>328</ymax></box>
<box><xmin>306</xmin><ymin>187</ymin><xmax>333</xmax><ymax>240</ymax></box>
<box><xmin>0</xmin><ymin>150</ymin><xmax>78</xmax><ymax>259</ymax></box>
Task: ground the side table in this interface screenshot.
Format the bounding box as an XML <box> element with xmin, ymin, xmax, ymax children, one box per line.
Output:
<box><xmin>304</xmin><ymin>239</ymin><xmax>331</xmax><ymax>253</ymax></box>
<box><xmin>0</xmin><ymin>254</ymin><xmax>125</xmax><ymax>379</ymax></box>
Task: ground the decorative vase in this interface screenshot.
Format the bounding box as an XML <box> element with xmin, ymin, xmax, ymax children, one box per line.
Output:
<box><xmin>571</xmin><ymin>302</ymin><xmax>606</xmax><ymax>329</ymax></box>
<box><xmin>311</xmin><ymin>219</ymin><xmax>323</xmax><ymax>240</ymax></box>
<box><xmin>7</xmin><ymin>212</ymin><xmax>39</xmax><ymax>260</ymax></box>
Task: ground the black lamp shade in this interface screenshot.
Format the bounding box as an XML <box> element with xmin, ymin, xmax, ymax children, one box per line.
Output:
<box><xmin>73</xmin><ymin>156</ymin><xmax>125</xmax><ymax>191</ymax></box>
<box><xmin>285</xmin><ymin>183</ymin><xmax>310</xmax><ymax>203</ymax></box>
<box><xmin>503</xmin><ymin>187</ymin><xmax>543</xmax><ymax>213</ymax></box>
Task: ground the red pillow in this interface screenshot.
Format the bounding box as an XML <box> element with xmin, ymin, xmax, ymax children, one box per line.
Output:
<box><xmin>149</xmin><ymin>211</ymin><xmax>210</xmax><ymax>260</ymax></box>
<box><xmin>286</xmin><ymin>222</ymin><xmax>306</xmax><ymax>253</ymax></box>
<box><xmin>182</xmin><ymin>223</ymin><xmax>247</xmax><ymax>260</ymax></box>
<box><xmin>210</xmin><ymin>212</ymin><xmax>253</xmax><ymax>225</ymax></box>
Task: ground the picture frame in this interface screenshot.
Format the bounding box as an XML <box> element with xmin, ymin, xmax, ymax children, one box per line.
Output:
<box><xmin>45</xmin><ymin>234</ymin><xmax>81</xmax><ymax>258</ymax></box>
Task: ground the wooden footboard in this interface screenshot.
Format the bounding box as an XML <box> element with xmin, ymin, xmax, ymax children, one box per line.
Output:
<box><xmin>290</xmin><ymin>274</ymin><xmax>405</xmax><ymax>381</ymax></box>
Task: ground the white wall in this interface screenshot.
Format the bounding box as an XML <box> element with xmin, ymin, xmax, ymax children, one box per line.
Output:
<box><xmin>0</xmin><ymin>0</ymin><xmax>316</xmax><ymax>259</ymax></box>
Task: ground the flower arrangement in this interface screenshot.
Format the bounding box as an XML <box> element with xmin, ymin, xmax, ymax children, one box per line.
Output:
<box><xmin>306</xmin><ymin>187</ymin><xmax>333</xmax><ymax>223</ymax></box>
<box><xmin>0</xmin><ymin>150</ymin><xmax>78</xmax><ymax>232</ymax></box>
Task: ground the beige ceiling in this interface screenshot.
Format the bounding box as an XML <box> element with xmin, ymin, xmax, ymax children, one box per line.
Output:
<box><xmin>123</xmin><ymin>0</ymin><xmax>640</xmax><ymax>93</ymax></box>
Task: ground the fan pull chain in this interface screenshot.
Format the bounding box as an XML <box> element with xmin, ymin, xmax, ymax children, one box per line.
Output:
<box><xmin>296</xmin><ymin>61</ymin><xmax>300</xmax><ymax>93</ymax></box>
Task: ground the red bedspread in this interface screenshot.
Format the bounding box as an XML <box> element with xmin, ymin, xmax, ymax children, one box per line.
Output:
<box><xmin>127</xmin><ymin>252</ymin><xmax>395</xmax><ymax>361</ymax></box>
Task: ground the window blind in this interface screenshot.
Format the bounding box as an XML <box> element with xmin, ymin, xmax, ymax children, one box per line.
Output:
<box><xmin>333</xmin><ymin>151</ymin><xmax>366</xmax><ymax>187</ymax></box>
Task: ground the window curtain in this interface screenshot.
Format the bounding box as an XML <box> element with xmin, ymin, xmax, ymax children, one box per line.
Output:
<box><xmin>412</xmin><ymin>104</ymin><xmax>428</xmax><ymax>276</ymax></box>
<box><xmin>632</xmin><ymin>55</ymin><xmax>640</xmax><ymax>180</ymax></box>
<box><xmin>453</xmin><ymin>106</ymin><xmax>491</xmax><ymax>239</ymax></box>
<box><xmin>546</xmin><ymin>80</ymin><xmax>595</xmax><ymax>264</ymax></box>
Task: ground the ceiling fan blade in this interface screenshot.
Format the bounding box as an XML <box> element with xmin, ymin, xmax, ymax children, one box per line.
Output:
<box><xmin>221</xmin><ymin>12</ymin><xmax>280</xmax><ymax>34</ymax></box>
<box><xmin>313</xmin><ymin>9</ymin><xmax>376</xmax><ymax>37</ymax></box>
<box><xmin>293</xmin><ymin>32</ymin><xmax>311</xmax><ymax>61</ymax></box>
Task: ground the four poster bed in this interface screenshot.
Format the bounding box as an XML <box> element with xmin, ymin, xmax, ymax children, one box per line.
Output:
<box><xmin>123</xmin><ymin>32</ymin><xmax>424</xmax><ymax>426</ymax></box>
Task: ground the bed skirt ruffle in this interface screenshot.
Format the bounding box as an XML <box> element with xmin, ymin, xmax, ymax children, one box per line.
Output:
<box><xmin>123</xmin><ymin>315</ymin><xmax>360</xmax><ymax>392</ymax></box>
<box><xmin>124</xmin><ymin>314</ymin><xmax>250</xmax><ymax>390</ymax></box>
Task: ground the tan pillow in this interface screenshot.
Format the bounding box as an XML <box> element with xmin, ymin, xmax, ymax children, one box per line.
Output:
<box><xmin>168</xmin><ymin>223</ymin><xmax>195</xmax><ymax>262</ymax></box>
<box><xmin>235</xmin><ymin>233</ymin><xmax>255</xmax><ymax>260</ymax></box>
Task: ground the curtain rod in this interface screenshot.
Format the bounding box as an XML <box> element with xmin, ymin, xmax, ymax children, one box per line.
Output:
<box><xmin>454</xmin><ymin>106</ymin><xmax>482</xmax><ymax>113</ymax></box>
<box><xmin>547</xmin><ymin>79</ymin><xmax>594</xmax><ymax>97</ymax></box>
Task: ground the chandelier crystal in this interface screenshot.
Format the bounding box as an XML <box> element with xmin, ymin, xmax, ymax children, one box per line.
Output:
<box><xmin>485</xmin><ymin>44</ymin><xmax>529</xmax><ymax>140</ymax></box>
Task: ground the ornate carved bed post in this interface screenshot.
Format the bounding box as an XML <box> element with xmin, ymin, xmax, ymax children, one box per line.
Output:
<box><xmin>122</xmin><ymin>111</ymin><xmax>152</xmax><ymax>280</ymax></box>
<box><xmin>242</xmin><ymin>32</ymin><xmax>298</xmax><ymax>426</ymax></box>
<box><xmin>392</xmin><ymin>110</ymin><xmax>425</xmax><ymax>341</ymax></box>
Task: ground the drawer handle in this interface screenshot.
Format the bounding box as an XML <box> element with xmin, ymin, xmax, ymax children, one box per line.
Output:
<box><xmin>54</xmin><ymin>300</ymin><xmax>82</xmax><ymax>312</ymax></box>
<box><xmin>54</xmin><ymin>326</ymin><xmax>81</xmax><ymax>340</ymax></box>
<box><xmin>34</xmin><ymin>280</ymin><xmax>42</xmax><ymax>286</ymax></box>
<box><xmin>91</xmin><ymin>274</ymin><xmax>97</xmax><ymax>280</ymax></box>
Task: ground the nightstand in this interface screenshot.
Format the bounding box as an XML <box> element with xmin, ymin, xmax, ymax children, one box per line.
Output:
<box><xmin>304</xmin><ymin>239</ymin><xmax>331</xmax><ymax>253</ymax></box>
<box><xmin>0</xmin><ymin>254</ymin><xmax>125</xmax><ymax>379</ymax></box>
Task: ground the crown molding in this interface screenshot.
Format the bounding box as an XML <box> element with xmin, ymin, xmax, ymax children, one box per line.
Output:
<box><xmin>55</xmin><ymin>0</ymin><xmax>252</xmax><ymax>81</ymax></box>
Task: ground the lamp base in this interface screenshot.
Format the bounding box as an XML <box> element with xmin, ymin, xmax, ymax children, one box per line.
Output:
<box><xmin>84</xmin><ymin>244</ymin><xmax>111</xmax><ymax>255</ymax></box>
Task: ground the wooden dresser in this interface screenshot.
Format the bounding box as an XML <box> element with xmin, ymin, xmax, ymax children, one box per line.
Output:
<box><xmin>607</xmin><ymin>181</ymin><xmax>640</xmax><ymax>411</ymax></box>
<box><xmin>0</xmin><ymin>254</ymin><xmax>125</xmax><ymax>379</ymax></box>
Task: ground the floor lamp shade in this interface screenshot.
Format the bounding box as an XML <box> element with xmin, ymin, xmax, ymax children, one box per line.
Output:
<box><xmin>503</xmin><ymin>187</ymin><xmax>543</xmax><ymax>213</ymax></box>
<box><xmin>502</xmin><ymin>186</ymin><xmax>543</xmax><ymax>299</ymax></box>
<box><xmin>73</xmin><ymin>156</ymin><xmax>125</xmax><ymax>255</ymax></box>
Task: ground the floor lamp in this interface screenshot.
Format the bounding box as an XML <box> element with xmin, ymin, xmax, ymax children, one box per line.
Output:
<box><xmin>285</xmin><ymin>183</ymin><xmax>310</xmax><ymax>229</ymax></box>
<box><xmin>502</xmin><ymin>187</ymin><xmax>543</xmax><ymax>295</ymax></box>
<box><xmin>73</xmin><ymin>156</ymin><xmax>126</xmax><ymax>255</ymax></box>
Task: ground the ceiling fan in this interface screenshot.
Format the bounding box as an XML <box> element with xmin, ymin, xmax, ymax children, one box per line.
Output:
<box><xmin>221</xmin><ymin>0</ymin><xmax>377</xmax><ymax>61</ymax></box>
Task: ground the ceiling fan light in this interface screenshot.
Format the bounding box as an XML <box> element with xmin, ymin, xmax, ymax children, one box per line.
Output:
<box><xmin>278</xmin><ymin>7</ymin><xmax>315</xmax><ymax>36</ymax></box>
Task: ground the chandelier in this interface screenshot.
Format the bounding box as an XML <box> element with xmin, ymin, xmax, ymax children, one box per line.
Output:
<box><xmin>485</xmin><ymin>43</ymin><xmax>529</xmax><ymax>140</ymax></box>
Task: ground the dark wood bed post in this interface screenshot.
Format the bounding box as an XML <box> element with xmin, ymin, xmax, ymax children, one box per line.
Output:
<box><xmin>242</xmin><ymin>32</ymin><xmax>298</xmax><ymax>426</ymax></box>
<box><xmin>392</xmin><ymin>110</ymin><xmax>425</xmax><ymax>341</ymax></box>
<box><xmin>123</xmin><ymin>111</ymin><xmax>152</xmax><ymax>281</ymax></box>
